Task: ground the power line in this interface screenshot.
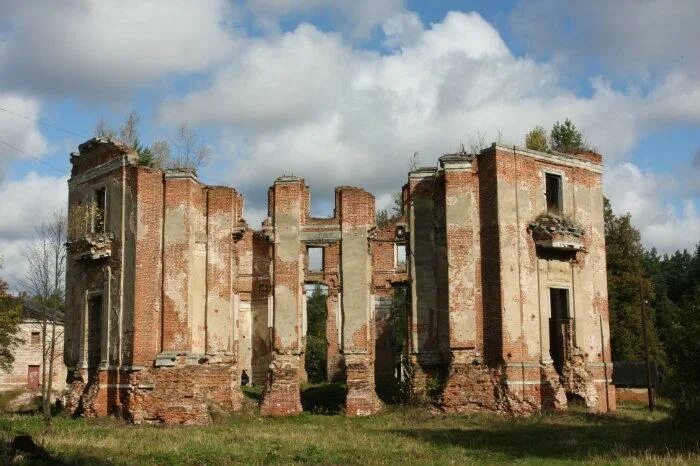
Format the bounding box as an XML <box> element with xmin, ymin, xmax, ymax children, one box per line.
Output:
<box><xmin>0</xmin><ymin>105</ymin><xmax>87</xmax><ymax>139</ymax></box>
<box><xmin>0</xmin><ymin>137</ymin><xmax>68</xmax><ymax>176</ymax></box>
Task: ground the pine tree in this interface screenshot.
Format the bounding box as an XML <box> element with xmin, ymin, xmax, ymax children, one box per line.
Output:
<box><xmin>604</xmin><ymin>198</ymin><xmax>664</xmax><ymax>364</ymax></box>
<box><xmin>551</xmin><ymin>118</ymin><xmax>584</xmax><ymax>153</ymax></box>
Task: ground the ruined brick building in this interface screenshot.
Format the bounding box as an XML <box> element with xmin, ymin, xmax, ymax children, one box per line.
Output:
<box><xmin>64</xmin><ymin>138</ymin><xmax>615</xmax><ymax>424</ymax></box>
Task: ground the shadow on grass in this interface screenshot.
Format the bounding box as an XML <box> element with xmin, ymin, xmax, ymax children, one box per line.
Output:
<box><xmin>390</xmin><ymin>410</ymin><xmax>700</xmax><ymax>461</ymax></box>
<box><xmin>301</xmin><ymin>383</ymin><xmax>346</xmax><ymax>415</ymax></box>
<box><xmin>1</xmin><ymin>436</ymin><xmax>113</xmax><ymax>465</ymax></box>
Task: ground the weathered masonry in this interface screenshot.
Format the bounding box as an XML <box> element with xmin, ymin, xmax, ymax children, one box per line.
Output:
<box><xmin>64</xmin><ymin>138</ymin><xmax>615</xmax><ymax>424</ymax></box>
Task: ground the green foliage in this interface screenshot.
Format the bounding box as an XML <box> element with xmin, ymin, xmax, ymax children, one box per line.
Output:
<box><xmin>604</xmin><ymin>199</ymin><xmax>664</xmax><ymax>364</ymax></box>
<box><xmin>525</xmin><ymin>126</ymin><xmax>549</xmax><ymax>152</ymax></box>
<box><xmin>132</xmin><ymin>137</ymin><xmax>154</xmax><ymax>168</ymax></box>
<box><xmin>644</xmin><ymin>244</ymin><xmax>700</xmax><ymax>420</ymax></box>
<box><xmin>551</xmin><ymin>118</ymin><xmax>584</xmax><ymax>153</ymax></box>
<box><xmin>304</xmin><ymin>286</ymin><xmax>327</xmax><ymax>383</ymax></box>
<box><xmin>0</xmin><ymin>280</ymin><xmax>22</xmax><ymax>373</ymax></box>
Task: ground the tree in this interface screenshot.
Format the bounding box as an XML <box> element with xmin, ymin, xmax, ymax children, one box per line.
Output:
<box><xmin>376</xmin><ymin>192</ymin><xmax>404</xmax><ymax>227</ymax></box>
<box><xmin>94</xmin><ymin>118</ymin><xmax>116</xmax><ymax>140</ymax></box>
<box><xmin>604</xmin><ymin>198</ymin><xmax>664</xmax><ymax>364</ymax></box>
<box><xmin>525</xmin><ymin>126</ymin><xmax>548</xmax><ymax>152</ymax></box>
<box><xmin>117</xmin><ymin>111</ymin><xmax>158</xmax><ymax>167</ymax></box>
<box><xmin>166</xmin><ymin>123</ymin><xmax>211</xmax><ymax>172</ymax></box>
<box><xmin>0</xmin><ymin>278</ymin><xmax>22</xmax><ymax>373</ymax></box>
<box><xmin>22</xmin><ymin>213</ymin><xmax>66</xmax><ymax>424</ymax></box>
<box><xmin>644</xmin><ymin>243</ymin><xmax>700</xmax><ymax>420</ymax></box>
<box><xmin>550</xmin><ymin>118</ymin><xmax>584</xmax><ymax>153</ymax></box>
<box><xmin>118</xmin><ymin>111</ymin><xmax>140</xmax><ymax>148</ymax></box>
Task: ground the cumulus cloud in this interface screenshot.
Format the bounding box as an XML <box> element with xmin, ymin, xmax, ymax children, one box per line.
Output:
<box><xmin>0</xmin><ymin>0</ymin><xmax>237</xmax><ymax>98</ymax></box>
<box><xmin>510</xmin><ymin>0</ymin><xmax>700</xmax><ymax>77</ymax></box>
<box><xmin>0</xmin><ymin>172</ymin><xmax>68</xmax><ymax>289</ymax></box>
<box><xmin>605</xmin><ymin>163</ymin><xmax>700</xmax><ymax>253</ymax></box>
<box><xmin>159</xmin><ymin>11</ymin><xmax>700</xmax><ymax>238</ymax></box>
<box><xmin>0</xmin><ymin>94</ymin><xmax>49</xmax><ymax>178</ymax></box>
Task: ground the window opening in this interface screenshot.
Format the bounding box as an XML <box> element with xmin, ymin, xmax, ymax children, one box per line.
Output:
<box><xmin>30</xmin><ymin>331</ymin><xmax>41</xmax><ymax>346</ymax></box>
<box><xmin>545</xmin><ymin>173</ymin><xmax>562</xmax><ymax>215</ymax></box>
<box><xmin>307</xmin><ymin>246</ymin><xmax>323</xmax><ymax>272</ymax></box>
<box><xmin>93</xmin><ymin>187</ymin><xmax>106</xmax><ymax>233</ymax></box>
<box><xmin>395</xmin><ymin>244</ymin><xmax>407</xmax><ymax>270</ymax></box>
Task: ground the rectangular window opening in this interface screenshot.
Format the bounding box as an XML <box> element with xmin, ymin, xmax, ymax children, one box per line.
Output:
<box><xmin>307</xmin><ymin>247</ymin><xmax>323</xmax><ymax>272</ymax></box>
<box><xmin>30</xmin><ymin>331</ymin><xmax>41</xmax><ymax>346</ymax></box>
<box><xmin>545</xmin><ymin>173</ymin><xmax>562</xmax><ymax>215</ymax></box>
<box><xmin>87</xmin><ymin>295</ymin><xmax>103</xmax><ymax>370</ymax></box>
<box><xmin>395</xmin><ymin>244</ymin><xmax>407</xmax><ymax>270</ymax></box>
<box><xmin>93</xmin><ymin>187</ymin><xmax>106</xmax><ymax>233</ymax></box>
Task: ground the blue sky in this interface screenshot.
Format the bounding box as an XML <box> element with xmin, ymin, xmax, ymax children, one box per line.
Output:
<box><xmin>1</xmin><ymin>0</ymin><xmax>699</xmax><ymax>286</ymax></box>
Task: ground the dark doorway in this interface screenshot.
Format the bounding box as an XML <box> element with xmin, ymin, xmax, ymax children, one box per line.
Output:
<box><xmin>304</xmin><ymin>284</ymin><xmax>328</xmax><ymax>383</ymax></box>
<box><xmin>545</xmin><ymin>173</ymin><xmax>562</xmax><ymax>215</ymax></box>
<box><xmin>376</xmin><ymin>284</ymin><xmax>409</xmax><ymax>404</ymax></box>
<box><xmin>87</xmin><ymin>295</ymin><xmax>103</xmax><ymax>373</ymax></box>
<box><xmin>549</xmin><ymin>288</ymin><xmax>570</xmax><ymax>376</ymax></box>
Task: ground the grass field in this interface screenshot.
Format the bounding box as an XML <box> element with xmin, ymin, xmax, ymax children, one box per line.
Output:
<box><xmin>1</xmin><ymin>385</ymin><xmax>698</xmax><ymax>465</ymax></box>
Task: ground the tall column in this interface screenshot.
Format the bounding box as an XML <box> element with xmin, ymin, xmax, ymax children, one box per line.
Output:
<box><xmin>338</xmin><ymin>187</ymin><xmax>382</xmax><ymax>416</ymax></box>
<box><xmin>407</xmin><ymin>168</ymin><xmax>443</xmax><ymax>399</ymax></box>
<box><xmin>442</xmin><ymin>155</ymin><xmax>480</xmax><ymax>359</ymax></box>
<box><xmin>161</xmin><ymin>171</ymin><xmax>205</xmax><ymax>354</ymax></box>
<box><xmin>260</xmin><ymin>177</ymin><xmax>304</xmax><ymax>415</ymax></box>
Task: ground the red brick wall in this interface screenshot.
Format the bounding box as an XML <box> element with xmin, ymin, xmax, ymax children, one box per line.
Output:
<box><xmin>132</xmin><ymin>167</ymin><xmax>164</xmax><ymax>365</ymax></box>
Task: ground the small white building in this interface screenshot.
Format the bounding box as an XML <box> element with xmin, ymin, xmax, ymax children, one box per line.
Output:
<box><xmin>0</xmin><ymin>303</ymin><xmax>66</xmax><ymax>395</ymax></box>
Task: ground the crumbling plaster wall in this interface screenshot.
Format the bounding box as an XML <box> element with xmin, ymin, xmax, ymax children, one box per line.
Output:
<box><xmin>65</xmin><ymin>138</ymin><xmax>614</xmax><ymax>423</ymax></box>
<box><xmin>487</xmin><ymin>145</ymin><xmax>612</xmax><ymax>412</ymax></box>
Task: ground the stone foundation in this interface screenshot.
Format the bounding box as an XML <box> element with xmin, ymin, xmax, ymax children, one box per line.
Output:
<box><xmin>260</xmin><ymin>353</ymin><xmax>303</xmax><ymax>416</ymax></box>
<box><xmin>66</xmin><ymin>359</ymin><xmax>243</xmax><ymax>425</ymax></box>
<box><xmin>345</xmin><ymin>353</ymin><xmax>382</xmax><ymax>416</ymax></box>
<box><xmin>408</xmin><ymin>352</ymin><xmax>447</xmax><ymax>403</ymax></box>
<box><xmin>126</xmin><ymin>362</ymin><xmax>243</xmax><ymax>425</ymax></box>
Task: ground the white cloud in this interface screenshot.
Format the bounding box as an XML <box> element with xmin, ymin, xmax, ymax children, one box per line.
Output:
<box><xmin>0</xmin><ymin>172</ymin><xmax>68</xmax><ymax>241</ymax></box>
<box><xmin>604</xmin><ymin>163</ymin><xmax>700</xmax><ymax>253</ymax></box>
<box><xmin>158</xmin><ymin>10</ymin><xmax>700</xmax><ymax>236</ymax></box>
<box><xmin>0</xmin><ymin>172</ymin><xmax>68</xmax><ymax>290</ymax></box>
<box><xmin>0</xmin><ymin>0</ymin><xmax>237</xmax><ymax>98</ymax></box>
<box><xmin>0</xmin><ymin>94</ymin><xmax>49</xmax><ymax>178</ymax></box>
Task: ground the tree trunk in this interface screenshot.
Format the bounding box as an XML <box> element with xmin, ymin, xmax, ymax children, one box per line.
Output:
<box><xmin>44</xmin><ymin>309</ymin><xmax>57</xmax><ymax>426</ymax></box>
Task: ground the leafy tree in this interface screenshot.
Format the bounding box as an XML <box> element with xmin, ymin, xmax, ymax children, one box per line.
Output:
<box><xmin>604</xmin><ymin>198</ymin><xmax>664</xmax><ymax>364</ymax></box>
<box><xmin>551</xmin><ymin>118</ymin><xmax>584</xmax><ymax>153</ymax></box>
<box><xmin>645</xmin><ymin>243</ymin><xmax>700</xmax><ymax>420</ymax></box>
<box><xmin>0</xmin><ymin>279</ymin><xmax>22</xmax><ymax>373</ymax></box>
<box><xmin>664</xmin><ymin>285</ymin><xmax>700</xmax><ymax>420</ymax></box>
<box><xmin>304</xmin><ymin>286</ymin><xmax>328</xmax><ymax>383</ymax></box>
<box><xmin>525</xmin><ymin>126</ymin><xmax>548</xmax><ymax>152</ymax></box>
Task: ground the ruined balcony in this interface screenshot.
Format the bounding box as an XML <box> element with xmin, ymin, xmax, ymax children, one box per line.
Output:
<box><xmin>66</xmin><ymin>233</ymin><xmax>114</xmax><ymax>261</ymax></box>
<box><xmin>528</xmin><ymin>214</ymin><xmax>585</xmax><ymax>252</ymax></box>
